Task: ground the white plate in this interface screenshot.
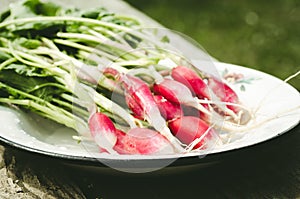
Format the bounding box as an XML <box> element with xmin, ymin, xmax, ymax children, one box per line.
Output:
<box><xmin>0</xmin><ymin>0</ymin><xmax>299</xmax><ymax>172</ymax></box>
<box><xmin>0</xmin><ymin>62</ymin><xmax>299</xmax><ymax>170</ymax></box>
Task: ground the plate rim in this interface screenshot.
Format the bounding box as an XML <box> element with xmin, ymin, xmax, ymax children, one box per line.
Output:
<box><xmin>1</xmin><ymin>121</ymin><xmax>298</xmax><ymax>168</ymax></box>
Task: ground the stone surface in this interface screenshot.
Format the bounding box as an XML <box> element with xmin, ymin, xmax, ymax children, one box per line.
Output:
<box><xmin>0</xmin><ymin>145</ymin><xmax>85</xmax><ymax>199</ymax></box>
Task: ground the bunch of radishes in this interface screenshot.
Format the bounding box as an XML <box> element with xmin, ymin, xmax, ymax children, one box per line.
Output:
<box><xmin>0</xmin><ymin>1</ymin><xmax>252</xmax><ymax>156</ymax></box>
<box><xmin>88</xmin><ymin>65</ymin><xmax>251</xmax><ymax>155</ymax></box>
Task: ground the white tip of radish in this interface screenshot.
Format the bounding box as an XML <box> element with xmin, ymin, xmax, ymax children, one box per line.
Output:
<box><xmin>94</xmin><ymin>133</ymin><xmax>118</xmax><ymax>155</ymax></box>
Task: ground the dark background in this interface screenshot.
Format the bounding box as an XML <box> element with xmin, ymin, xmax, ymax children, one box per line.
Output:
<box><xmin>125</xmin><ymin>0</ymin><xmax>300</xmax><ymax>90</ymax></box>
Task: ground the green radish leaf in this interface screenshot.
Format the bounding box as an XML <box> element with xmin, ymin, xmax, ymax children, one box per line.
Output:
<box><xmin>4</xmin><ymin>0</ymin><xmax>64</xmax><ymax>37</ymax></box>
<box><xmin>9</xmin><ymin>0</ymin><xmax>39</xmax><ymax>19</ymax></box>
<box><xmin>81</xmin><ymin>7</ymin><xmax>112</xmax><ymax>19</ymax></box>
<box><xmin>9</xmin><ymin>0</ymin><xmax>61</xmax><ymax>19</ymax></box>
<box><xmin>5</xmin><ymin>63</ymin><xmax>49</xmax><ymax>77</ymax></box>
<box><xmin>13</xmin><ymin>37</ymin><xmax>42</xmax><ymax>49</ymax></box>
<box><xmin>0</xmin><ymin>68</ymin><xmax>66</xmax><ymax>101</ymax></box>
<box><xmin>0</xmin><ymin>63</ymin><xmax>63</xmax><ymax>94</ymax></box>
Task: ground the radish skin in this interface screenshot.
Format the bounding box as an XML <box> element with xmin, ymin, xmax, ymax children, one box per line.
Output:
<box><xmin>113</xmin><ymin>128</ymin><xmax>175</xmax><ymax>155</ymax></box>
<box><xmin>121</xmin><ymin>74</ymin><xmax>185</xmax><ymax>152</ymax></box>
<box><xmin>169</xmin><ymin>116</ymin><xmax>216</xmax><ymax>149</ymax></box>
<box><xmin>171</xmin><ymin>66</ymin><xmax>210</xmax><ymax>99</ymax></box>
<box><xmin>121</xmin><ymin>74</ymin><xmax>158</xmax><ymax>118</ymax></box>
<box><xmin>88</xmin><ymin>112</ymin><xmax>118</xmax><ymax>154</ymax></box>
<box><xmin>153</xmin><ymin>95</ymin><xmax>183</xmax><ymax>121</ymax></box>
<box><xmin>153</xmin><ymin>79</ymin><xmax>211</xmax><ymax>116</ymax></box>
<box><xmin>125</xmin><ymin>91</ymin><xmax>145</xmax><ymax>120</ymax></box>
<box><xmin>208</xmin><ymin>77</ymin><xmax>240</xmax><ymax>113</ymax></box>
<box><xmin>89</xmin><ymin>112</ymin><xmax>175</xmax><ymax>155</ymax></box>
<box><xmin>171</xmin><ymin>66</ymin><xmax>242</xmax><ymax>121</ymax></box>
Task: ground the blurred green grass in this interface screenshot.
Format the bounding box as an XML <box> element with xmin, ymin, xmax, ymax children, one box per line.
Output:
<box><xmin>125</xmin><ymin>0</ymin><xmax>300</xmax><ymax>90</ymax></box>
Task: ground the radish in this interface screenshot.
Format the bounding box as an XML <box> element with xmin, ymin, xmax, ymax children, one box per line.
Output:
<box><xmin>153</xmin><ymin>79</ymin><xmax>211</xmax><ymax>116</ymax></box>
<box><xmin>114</xmin><ymin>128</ymin><xmax>175</xmax><ymax>155</ymax></box>
<box><xmin>88</xmin><ymin>112</ymin><xmax>175</xmax><ymax>155</ymax></box>
<box><xmin>207</xmin><ymin>77</ymin><xmax>240</xmax><ymax>113</ymax></box>
<box><xmin>88</xmin><ymin>112</ymin><xmax>118</xmax><ymax>154</ymax></box>
<box><xmin>121</xmin><ymin>74</ymin><xmax>158</xmax><ymax>121</ymax></box>
<box><xmin>168</xmin><ymin>116</ymin><xmax>216</xmax><ymax>150</ymax></box>
<box><xmin>125</xmin><ymin>91</ymin><xmax>145</xmax><ymax>120</ymax></box>
<box><xmin>171</xmin><ymin>66</ymin><xmax>210</xmax><ymax>99</ymax></box>
<box><xmin>154</xmin><ymin>75</ymin><xmax>245</xmax><ymax>123</ymax></box>
<box><xmin>120</xmin><ymin>74</ymin><xmax>185</xmax><ymax>152</ymax></box>
<box><xmin>171</xmin><ymin>66</ymin><xmax>243</xmax><ymax>121</ymax></box>
<box><xmin>153</xmin><ymin>95</ymin><xmax>183</xmax><ymax>121</ymax></box>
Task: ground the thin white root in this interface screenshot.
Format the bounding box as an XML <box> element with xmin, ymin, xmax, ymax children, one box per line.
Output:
<box><xmin>190</xmin><ymin>97</ymin><xmax>253</xmax><ymax>125</ymax></box>
<box><xmin>94</xmin><ymin>133</ymin><xmax>119</xmax><ymax>155</ymax></box>
<box><xmin>157</xmin><ymin>126</ymin><xmax>186</xmax><ymax>153</ymax></box>
<box><xmin>184</xmin><ymin>125</ymin><xmax>215</xmax><ymax>152</ymax></box>
<box><xmin>253</xmin><ymin>70</ymin><xmax>300</xmax><ymax>114</ymax></box>
<box><xmin>218</xmin><ymin>105</ymin><xmax>300</xmax><ymax>134</ymax></box>
<box><xmin>146</xmin><ymin>108</ymin><xmax>186</xmax><ymax>152</ymax></box>
<box><xmin>284</xmin><ymin>70</ymin><xmax>300</xmax><ymax>83</ymax></box>
<box><xmin>208</xmin><ymin>69</ymin><xmax>300</xmax><ymax>134</ymax></box>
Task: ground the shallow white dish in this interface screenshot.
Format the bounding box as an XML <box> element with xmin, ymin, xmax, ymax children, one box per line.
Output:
<box><xmin>0</xmin><ymin>0</ymin><xmax>299</xmax><ymax>173</ymax></box>
<box><xmin>0</xmin><ymin>62</ymin><xmax>299</xmax><ymax>172</ymax></box>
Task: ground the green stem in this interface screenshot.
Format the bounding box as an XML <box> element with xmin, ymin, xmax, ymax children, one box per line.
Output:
<box><xmin>81</xmin><ymin>84</ymin><xmax>137</xmax><ymax>128</ymax></box>
<box><xmin>27</xmin><ymin>82</ymin><xmax>69</xmax><ymax>93</ymax></box>
<box><xmin>53</xmin><ymin>39</ymin><xmax>118</xmax><ymax>61</ymax></box>
<box><xmin>52</xmin><ymin>97</ymin><xmax>89</xmax><ymax>118</ymax></box>
<box><xmin>92</xmin><ymin>26</ymin><xmax>130</xmax><ymax>46</ymax></box>
<box><xmin>0</xmin><ymin>57</ymin><xmax>17</xmax><ymax>70</ymax></box>
<box><xmin>0</xmin><ymin>97</ymin><xmax>85</xmax><ymax>130</ymax></box>
<box><xmin>57</xmin><ymin>32</ymin><xmax>139</xmax><ymax>60</ymax></box>
<box><xmin>41</xmin><ymin>37</ymin><xmax>60</xmax><ymax>51</ymax></box>
<box><xmin>0</xmin><ymin>82</ymin><xmax>78</xmax><ymax>124</ymax></box>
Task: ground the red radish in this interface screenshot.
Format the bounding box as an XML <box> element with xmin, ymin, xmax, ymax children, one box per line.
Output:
<box><xmin>113</xmin><ymin>128</ymin><xmax>175</xmax><ymax>155</ymax></box>
<box><xmin>208</xmin><ymin>77</ymin><xmax>240</xmax><ymax>113</ymax></box>
<box><xmin>88</xmin><ymin>112</ymin><xmax>118</xmax><ymax>154</ymax></box>
<box><xmin>121</xmin><ymin>74</ymin><xmax>158</xmax><ymax>118</ymax></box>
<box><xmin>171</xmin><ymin>66</ymin><xmax>210</xmax><ymax>99</ymax></box>
<box><xmin>153</xmin><ymin>79</ymin><xmax>210</xmax><ymax>116</ymax></box>
<box><xmin>89</xmin><ymin>112</ymin><xmax>175</xmax><ymax>155</ymax></box>
<box><xmin>153</xmin><ymin>79</ymin><xmax>186</xmax><ymax>104</ymax></box>
<box><xmin>125</xmin><ymin>91</ymin><xmax>145</xmax><ymax>120</ymax></box>
<box><xmin>169</xmin><ymin>116</ymin><xmax>216</xmax><ymax>149</ymax></box>
<box><xmin>121</xmin><ymin>74</ymin><xmax>164</xmax><ymax>128</ymax></box>
<box><xmin>120</xmin><ymin>74</ymin><xmax>184</xmax><ymax>152</ymax></box>
<box><xmin>171</xmin><ymin>66</ymin><xmax>242</xmax><ymax>120</ymax></box>
<box><xmin>153</xmin><ymin>95</ymin><xmax>183</xmax><ymax>121</ymax></box>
